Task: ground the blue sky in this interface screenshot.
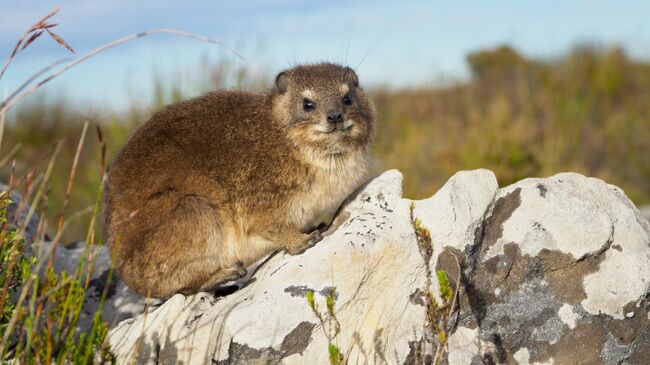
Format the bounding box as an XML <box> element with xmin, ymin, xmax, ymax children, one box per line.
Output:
<box><xmin>2</xmin><ymin>0</ymin><xmax>650</xmax><ymax>110</ymax></box>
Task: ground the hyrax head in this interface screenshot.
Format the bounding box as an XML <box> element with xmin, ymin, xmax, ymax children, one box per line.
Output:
<box><xmin>272</xmin><ymin>63</ymin><xmax>375</xmax><ymax>156</ymax></box>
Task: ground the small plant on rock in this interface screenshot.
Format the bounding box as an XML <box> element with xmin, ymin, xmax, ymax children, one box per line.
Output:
<box><xmin>306</xmin><ymin>288</ymin><xmax>344</xmax><ymax>365</ymax></box>
<box><xmin>410</xmin><ymin>202</ymin><xmax>460</xmax><ymax>365</ymax></box>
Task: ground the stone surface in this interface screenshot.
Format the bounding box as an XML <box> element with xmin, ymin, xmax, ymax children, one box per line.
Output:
<box><xmin>0</xmin><ymin>183</ymin><xmax>40</xmax><ymax>240</ymax></box>
<box><xmin>640</xmin><ymin>204</ymin><xmax>650</xmax><ymax>223</ymax></box>
<box><xmin>13</xmin><ymin>239</ymin><xmax>152</xmax><ymax>333</ymax></box>
<box><xmin>455</xmin><ymin>173</ymin><xmax>650</xmax><ymax>364</ymax></box>
<box><xmin>40</xmin><ymin>240</ymin><xmax>152</xmax><ymax>331</ymax></box>
<box><xmin>104</xmin><ymin>170</ymin><xmax>650</xmax><ymax>364</ymax></box>
<box><xmin>1</xmin><ymin>183</ymin><xmax>149</xmax><ymax>332</ymax></box>
<box><xmin>109</xmin><ymin>170</ymin><xmax>442</xmax><ymax>364</ymax></box>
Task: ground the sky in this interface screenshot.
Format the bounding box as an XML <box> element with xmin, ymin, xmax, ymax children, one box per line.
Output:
<box><xmin>2</xmin><ymin>0</ymin><xmax>650</xmax><ymax>110</ymax></box>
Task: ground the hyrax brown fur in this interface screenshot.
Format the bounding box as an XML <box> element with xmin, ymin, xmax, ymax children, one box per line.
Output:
<box><xmin>103</xmin><ymin>63</ymin><xmax>376</xmax><ymax>298</ymax></box>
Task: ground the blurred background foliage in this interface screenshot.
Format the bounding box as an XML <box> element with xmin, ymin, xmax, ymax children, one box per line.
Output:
<box><xmin>3</xmin><ymin>44</ymin><xmax>650</xmax><ymax>242</ymax></box>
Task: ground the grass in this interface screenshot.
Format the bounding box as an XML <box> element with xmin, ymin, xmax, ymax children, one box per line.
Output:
<box><xmin>5</xmin><ymin>43</ymin><xmax>650</xmax><ymax>243</ymax></box>
<box><xmin>0</xmin><ymin>131</ymin><xmax>116</xmax><ymax>364</ymax></box>
<box><xmin>374</xmin><ymin>45</ymin><xmax>650</xmax><ymax>202</ymax></box>
<box><xmin>2</xmin><ymin>6</ymin><xmax>650</xmax><ymax>364</ymax></box>
<box><xmin>0</xmin><ymin>7</ymin><xmax>239</xmax><ymax>363</ymax></box>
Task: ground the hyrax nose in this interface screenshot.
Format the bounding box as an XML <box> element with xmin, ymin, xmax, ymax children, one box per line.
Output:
<box><xmin>327</xmin><ymin>112</ymin><xmax>343</xmax><ymax>123</ymax></box>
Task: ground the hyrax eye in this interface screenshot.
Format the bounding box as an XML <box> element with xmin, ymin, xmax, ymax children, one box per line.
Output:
<box><xmin>342</xmin><ymin>93</ymin><xmax>353</xmax><ymax>106</ymax></box>
<box><xmin>303</xmin><ymin>98</ymin><xmax>316</xmax><ymax>111</ymax></box>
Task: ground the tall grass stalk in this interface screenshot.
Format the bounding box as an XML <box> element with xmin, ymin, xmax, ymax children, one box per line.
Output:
<box><xmin>0</xmin><ymin>6</ymin><xmax>240</xmax><ymax>363</ymax></box>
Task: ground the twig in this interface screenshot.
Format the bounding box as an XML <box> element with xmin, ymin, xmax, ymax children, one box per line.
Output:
<box><xmin>0</xmin><ymin>28</ymin><xmax>244</xmax><ymax>114</ymax></box>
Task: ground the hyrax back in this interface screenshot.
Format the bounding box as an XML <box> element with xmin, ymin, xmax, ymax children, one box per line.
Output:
<box><xmin>103</xmin><ymin>63</ymin><xmax>376</xmax><ymax>298</ymax></box>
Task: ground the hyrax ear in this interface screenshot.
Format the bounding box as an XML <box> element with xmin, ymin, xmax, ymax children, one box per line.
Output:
<box><xmin>343</xmin><ymin>67</ymin><xmax>359</xmax><ymax>87</ymax></box>
<box><xmin>275</xmin><ymin>71</ymin><xmax>290</xmax><ymax>94</ymax></box>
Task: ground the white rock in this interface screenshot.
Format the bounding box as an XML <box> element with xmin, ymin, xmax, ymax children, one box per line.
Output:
<box><xmin>108</xmin><ymin>169</ymin><xmax>497</xmax><ymax>364</ymax></box>
<box><xmin>637</xmin><ymin>204</ymin><xmax>650</xmax><ymax>223</ymax></box>
<box><xmin>105</xmin><ymin>170</ymin><xmax>650</xmax><ymax>364</ymax></box>
<box><xmin>484</xmin><ymin>173</ymin><xmax>650</xmax><ymax>320</ymax></box>
<box><xmin>513</xmin><ymin>347</ymin><xmax>554</xmax><ymax>365</ymax></box>
<box><xmin>557</xmin><ymin>303</ymin><xmax>579</xmax><ymax>329</ymax></box>
<box><xmin>413</xmin><ymin>169</ymin><xmax>498</xmax><ymax>252</ymax></box>
<box><xmin>447</xmin><ymin>326</ymin><xmax>480</xmax><ymax>365</ymax></box>
<box><xmin>486</xmin><ymin>173</ymin><xmax>619</xmax><ymax>260</ymax></box>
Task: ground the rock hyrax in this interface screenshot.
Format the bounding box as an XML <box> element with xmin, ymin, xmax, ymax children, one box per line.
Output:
<box><xmin>103</xmin><ymin>63</ymin><xmax>376</xmax><ymax>298</ymax></box>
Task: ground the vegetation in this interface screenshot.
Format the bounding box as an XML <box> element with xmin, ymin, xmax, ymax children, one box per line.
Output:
<box><xmin>410</xmin><ymin>202</ymin><xmax>459</xmax><ymax>364</ymax></box>
<box><xmin>375</xmin><ymin>45</ymin><xmax>650</xmax><ymax>202</ymax></box>
<box><xmin>0</xmin><ymin>141</ymin><xmax>116</xmax><ymax>363</ymax></box>
<box><xmin>306</xmin><ymin>288</ymin><xmax>344</xmax><ymax>365</ymax></box>
<box><xmin>0</xmin><ymin>8</ymin><xmax>238</xmax><ymax>364</ymax></box>
<box><xmin>0</xmin><ymin>8</ymin><xmax>115</xmax><ymax>363</ymax></box>
<box><xmin>304</xmin><ymin>205</ymin><xmax>460</xmax><ymax>364</ymax></box>
<box><xmin>5</xmin><ymin>43</ymin><xmax>650</xmax><ymax>243</ymax></box>
<box><xmin>2</xmin><ymin>7</ymin><xmax>649</xmax><ymax>364</ymax></box>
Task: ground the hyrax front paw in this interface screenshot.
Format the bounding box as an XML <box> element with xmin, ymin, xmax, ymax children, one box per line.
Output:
<box><xmin>285</xmin><ymin>231</ymin><xmax>323</xmax><ymax>255</ymax></box>
<box><xmin>227</xmin><ymin>262</ymin><xmax>248</xmax><ymax>281</ymax></box>
<box><xmin>199</xmin><ymin>262</ymin><xmax>248</xmax><ymax>293</ymax></box>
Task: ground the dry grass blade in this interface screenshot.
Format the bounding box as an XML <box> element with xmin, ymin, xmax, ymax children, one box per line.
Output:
<box><xmin>0</xmin><ymin>95</ymin><xmax>5</xmax><ymax>153</ymax></box>
<box><xmin>25</xmin><ymin>7</ymin><xmax>61</xmax><ymax>33</ymax></box>
<box><xmin>45</xmin><ymin>28</ymin><xmax>75</xmax><ymax>54</ymax></box>
<box><xmin>95</xmin><ymin>123</ymin><xmax>106</xmax><ymax>178</ymax></box>
<box><xmin>3</xmin><ymin>58</ymin><xmax>72</xmax><ymax>107</ymax></box>
<box><xmin>0</xmin><ymin>41</ymin><xmax>24</xmax><ymax>80</ymax></box>
<box><xmin>18</xmin><ymin>142</ymin><xmax>62</xmax><ymax>239</ymax></box>
<box><xmin>0</xmin><ymin>143</ymin><xmax>62</xmax><ymax>357</ymax></box>
<box><xmin>0</xmin><ymin>7</ymin><xmax>64</xmax><ymax>80</ymax></box>
<box><xmin>129</xmin><ymin>297</ymin><xmax>152</xmax><ymax>365</ymax></box>
<box><xmin>0</xmin><ymin>144</ymin><xmax>22</xmax><ymax>170</ymax></box>
<box><xmin>40</xmin><ymin>121</ymin><xmax>89</xmax><ymax>269</ymax></box>
<box><xmin>56</xmin><ymin>121</ymin><xmax>88</xmax><ymax>234</ymax></box>
<box><xmin>21</xmin><ymin>31</ymin><xmax>43</xmax><ymax>51</ymax></box>
<box><xmin>0</xmin><ymin>28</ymin><xmax>244</xmax><ymax>114</ymax></box>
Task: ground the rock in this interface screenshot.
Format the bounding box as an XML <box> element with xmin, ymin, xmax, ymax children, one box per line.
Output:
<box><xmin>1</xmin><ymin>183</ymin><xmax>149</xmax><ymax>332</ymax></box>
<box><xmin>39</xmin><ymin>240</ymin><xmax>153</xmax><ymax>331</ymax></box>
<box><xmin>640</xmin><ymin>204</ymin><xmax>650</xmax><ymax>223</ymax></box>
<box><xmin>453</xmin><ymin>173</ymin><xmax>650</xmax><ymax>364</ymax></box>
<box><xmin>17</xmin><ymin>239</ymin><xmax>151</xmax><ymax>333</ymax></box>
<box><xmin>0</xmin><ymin>183</ymin><xmax>40</xmax><ymax>240</ymax></box>
<box><xmin>109</xmin><ymin>169</ymin><xmax>439</xmax><ymax>364</ymax></box>
<box><xmin>106</xmin><ymin>170</ymin><xmax>650</xmax><ymax>364</ymax></box>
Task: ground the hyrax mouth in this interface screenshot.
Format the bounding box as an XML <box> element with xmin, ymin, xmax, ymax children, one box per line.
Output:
<box><xmin>317</xmin><ymin>119</ymin><xmax>354</xmax><ymax>134</ymax></box>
